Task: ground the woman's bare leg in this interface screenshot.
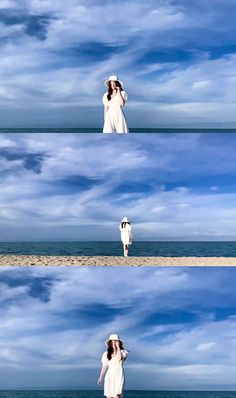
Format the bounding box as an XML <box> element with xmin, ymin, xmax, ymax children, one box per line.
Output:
<box><xmin>125</xmin><ymin>245</ymin><xmax>129</xmax><ymax>257</ymax></box>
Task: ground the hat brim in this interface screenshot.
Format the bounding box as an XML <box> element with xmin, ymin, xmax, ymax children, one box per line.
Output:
<box><xmin>105</xmin><ymin>338</ymin><xmax>124</xmax><ymax>345</ymax></box>
<box><xmin>104</xmin><ymin>79</ymin><xmax>124</xmax><ymax>88</ymax></box>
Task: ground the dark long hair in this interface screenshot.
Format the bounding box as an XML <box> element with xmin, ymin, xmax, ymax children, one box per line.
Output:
<box><xmin>107</xmin><ymin>340</ymin><xmax>124</xmax><ymax>360</ymax></box>
<box><xmin>121</xmin><ymin>221</ymin><xmax>131</xmax><ymax>229</ymax></box>
<box><xmin>107</xmin><ymin>81</ymin><xmax>123</xmax><ymax>101</ymax></box>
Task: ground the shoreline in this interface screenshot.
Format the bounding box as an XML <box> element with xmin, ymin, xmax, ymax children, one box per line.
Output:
<box><xmin>1</xmin><ymin>255</ymin><xmax>236</xmax><ymax>266</ymax></box>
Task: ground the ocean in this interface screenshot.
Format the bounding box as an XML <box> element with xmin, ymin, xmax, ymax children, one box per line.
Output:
<box><xmin>1</xmin><ymin>128</ymin><xmax>236</xmax><ymax>134</ymax></box>
<box><xmin>0</xmin><ymin>391</ymin><xmax>235</xmax><ymax>398</ymax></box>
<box><xmin>1</xmin><ymin>241</ymin><xmax>236</xmax><ymax>257</ymax></box>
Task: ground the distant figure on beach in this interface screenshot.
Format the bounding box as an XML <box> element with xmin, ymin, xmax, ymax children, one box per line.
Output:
<box><xmin>119</xmin><ymin>217</ymin><xmax>132</xmax><ymax>257</ymax></box>
<box><xmin>102</xmin><ymin>75</ymin><xmax>129</xmax><ymax>133</ymax></box>
<box><xmin>98</xmin><ymin>333</ymin><xmax>128</xmax><ymax>398</ymax></box>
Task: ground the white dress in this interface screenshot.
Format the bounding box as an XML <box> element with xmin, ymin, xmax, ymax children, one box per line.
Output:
<box><xmin>119</xmin><ymin>224</ymin><xmax>132</xmax><ymax>246</ymax></box>
<box><xmin>102</xmin><ymin>91</ymin><xmax>129</xmax><ymax>133</ymax></box>
<box><xmin>102</xmin><ymin>350</ymin><xmax>128</xmax><ymax>397</ymax></box>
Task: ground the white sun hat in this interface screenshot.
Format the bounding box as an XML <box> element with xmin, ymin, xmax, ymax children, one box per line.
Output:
<box><xmin>121</xmin><ymin>217</ymin><xmax>130</xmax><ymax>223</ymax></box>
<box><xmin>105</xmin><ymin>333</ymin><xmax>124</xmax><ymax>345</ymax></box>
<box><xmin>104</xmin><ymin>75</ymin><xmax>124</xmax><ymax>88</ymax></box>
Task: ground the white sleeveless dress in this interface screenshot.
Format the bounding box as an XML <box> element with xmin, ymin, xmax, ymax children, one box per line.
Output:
<box><xmin>102</xmin><ymin>91</ymin><xmax>129</xmax><ymax>133</ymax></box>
<box><xmin>102</xmin><ymin>350</ymin><xmax>128</xmax><ymax>397</ymax></box>
<box><xmin>119</xmin><ymin>224</ymin><xmax>132</xmax><ymax>245</ymax></box>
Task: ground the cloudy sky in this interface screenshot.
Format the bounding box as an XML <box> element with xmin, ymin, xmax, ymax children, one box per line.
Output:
<box><xmin>1</xmin><ymin>0</ymin><xmax>236</xmax><ymax>127</ymax></box>
<box><xmin>1</xmin><ymin>266</ymin><xmax>236</xmax><ymax>390</ymax></box>
<box><xmin>1</xmin><ymin>132</ymin><xmax>236</xmax><ymax>241</ymax></box>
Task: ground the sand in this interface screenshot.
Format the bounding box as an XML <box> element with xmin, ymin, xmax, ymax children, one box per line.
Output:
<box><xmin>0</xmin><ymin>255</ymin><xmax>236</xmax><ymax>266</ymax></box>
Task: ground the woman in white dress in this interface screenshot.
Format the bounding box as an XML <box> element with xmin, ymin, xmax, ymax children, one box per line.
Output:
<box><xmin>98</xmin><ymin>334</ymin><xmax>128</xmax><ymax>398</ymax></box>
<box><xmin>119</xmin><ymin>217</ymin><xmax>132</xmax><ymax>257</ymax></box>
<box><xmin>102</xmin><ymin>75</ymin><xmax>129</xmax><ymax>133</ymax></box>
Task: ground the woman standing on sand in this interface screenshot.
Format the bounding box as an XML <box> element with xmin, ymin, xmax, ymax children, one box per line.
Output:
<box><xmin>102</xmin><ymin>75</ymin><xmax>129</xmax><ymax>133</ymax></box>
<box><xmin>119</xmin><ymin>217</ymin><xmax>132</xmax><ymax>257</ymax></box>
<box><xmin>98</xmin><ymin>334</ymin><xmax>128</xmax><ymax>398</ymax></box>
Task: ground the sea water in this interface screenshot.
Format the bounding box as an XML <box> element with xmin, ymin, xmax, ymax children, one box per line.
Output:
<box><xmin>1</xmin><ymin>128</ymin><xmax>236</xmax><ymax>134</ymax></box>
<box><xmin>0</xmin><ymin>391</ymin><xmax>236</xmax><ymax>398</ymax></box>
<box><xmin>1</xmin><ymin>241</ymin><xmax>236</xmax><ymax>257</ymax></box>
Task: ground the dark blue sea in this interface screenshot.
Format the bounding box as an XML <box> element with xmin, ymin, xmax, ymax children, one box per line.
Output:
<box><xmin>1</xmin><ymin>241</ymin><xmax>236</xmax><ymax>257</ymax></box>
<box><xmin>1</xmin><ymin>128</ymin><xmax>236</xmax><ymax>133</ymax></box>
<box><xmin>0</xmin><ymin>391</ymin><xmax>235</xmax><ymax>398</ymax></box>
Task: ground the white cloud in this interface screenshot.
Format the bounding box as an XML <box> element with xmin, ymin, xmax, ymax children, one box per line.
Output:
<box><xmin>1</xmin><ymin>1</ymin><xmax>236</xmax><ymax>125</ymax></box>
<box><xmin>0</xmin><ymin>267</ymin><xmax>236</xmax><ymax>389</ymax></box>
<box><xmin>1</xmin><ymin>133</ymin><xmax>236</xmax><ymax>240</ymax></box>
<box><xmin>192</xmin><ymin>80</ymin><xmax>211</xmax><ymax>89</ymax></box>
<box><xmin>0</xmin><ymin>1</ymin><xmax>15</xmax><ymax>8</ymax></box>
<box><xmin>196</xmin><ymin>342</ymin><xmax>216</xmax><ymax>351</ymax></box>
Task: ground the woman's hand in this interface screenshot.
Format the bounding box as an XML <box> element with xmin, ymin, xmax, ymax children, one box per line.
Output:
<box><xmin>116</xmin><ymin>88</ymin><xmax>125</xmax><ymax>106</ymax></box>
<box><xmin>97</xmin><ymin>377</ymin><xmax>102</xmax><ymax>385</ymax></box>
<box><xmin>115</xmin><ymin>341</ymin><xmax>120</xmax><ymax>350</ymax></box>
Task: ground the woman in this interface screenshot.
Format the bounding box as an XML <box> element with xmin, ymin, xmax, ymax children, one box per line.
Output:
<box><xmin>119</xmin><ymin>217</ymin><xmax>132</xmax><ymax>257</ymax></box>
<box><xmin>98</xmin><ymin>334</ymin><xmax>128</xmax><ymax>398</ymax></box>
<box><xmin>102</xmin><ymin>75</ymin><xmax>129</xmax><ymax>133</ymax></box>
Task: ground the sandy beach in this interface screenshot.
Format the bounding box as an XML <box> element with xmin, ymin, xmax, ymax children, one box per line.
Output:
<box><xmin>1</xmin><ymin>255</ymin><xmax>236</xmax><ymax>266</ymax></box>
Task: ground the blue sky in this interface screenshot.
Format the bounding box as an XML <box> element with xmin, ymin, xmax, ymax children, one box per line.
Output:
<box><xmin>1</xmin><ymin>0</ymin><xmax>236</xmax><ymax>127</ymax></box>
<box><xmin>1</xmin><ymin>266</ymin><xmax>236</xmax><ymax>390</ymax></box>
<box><xmin>1</xmin><ymin>132</ymin><xmax>236</xmax><ymax>241</ymax></box>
